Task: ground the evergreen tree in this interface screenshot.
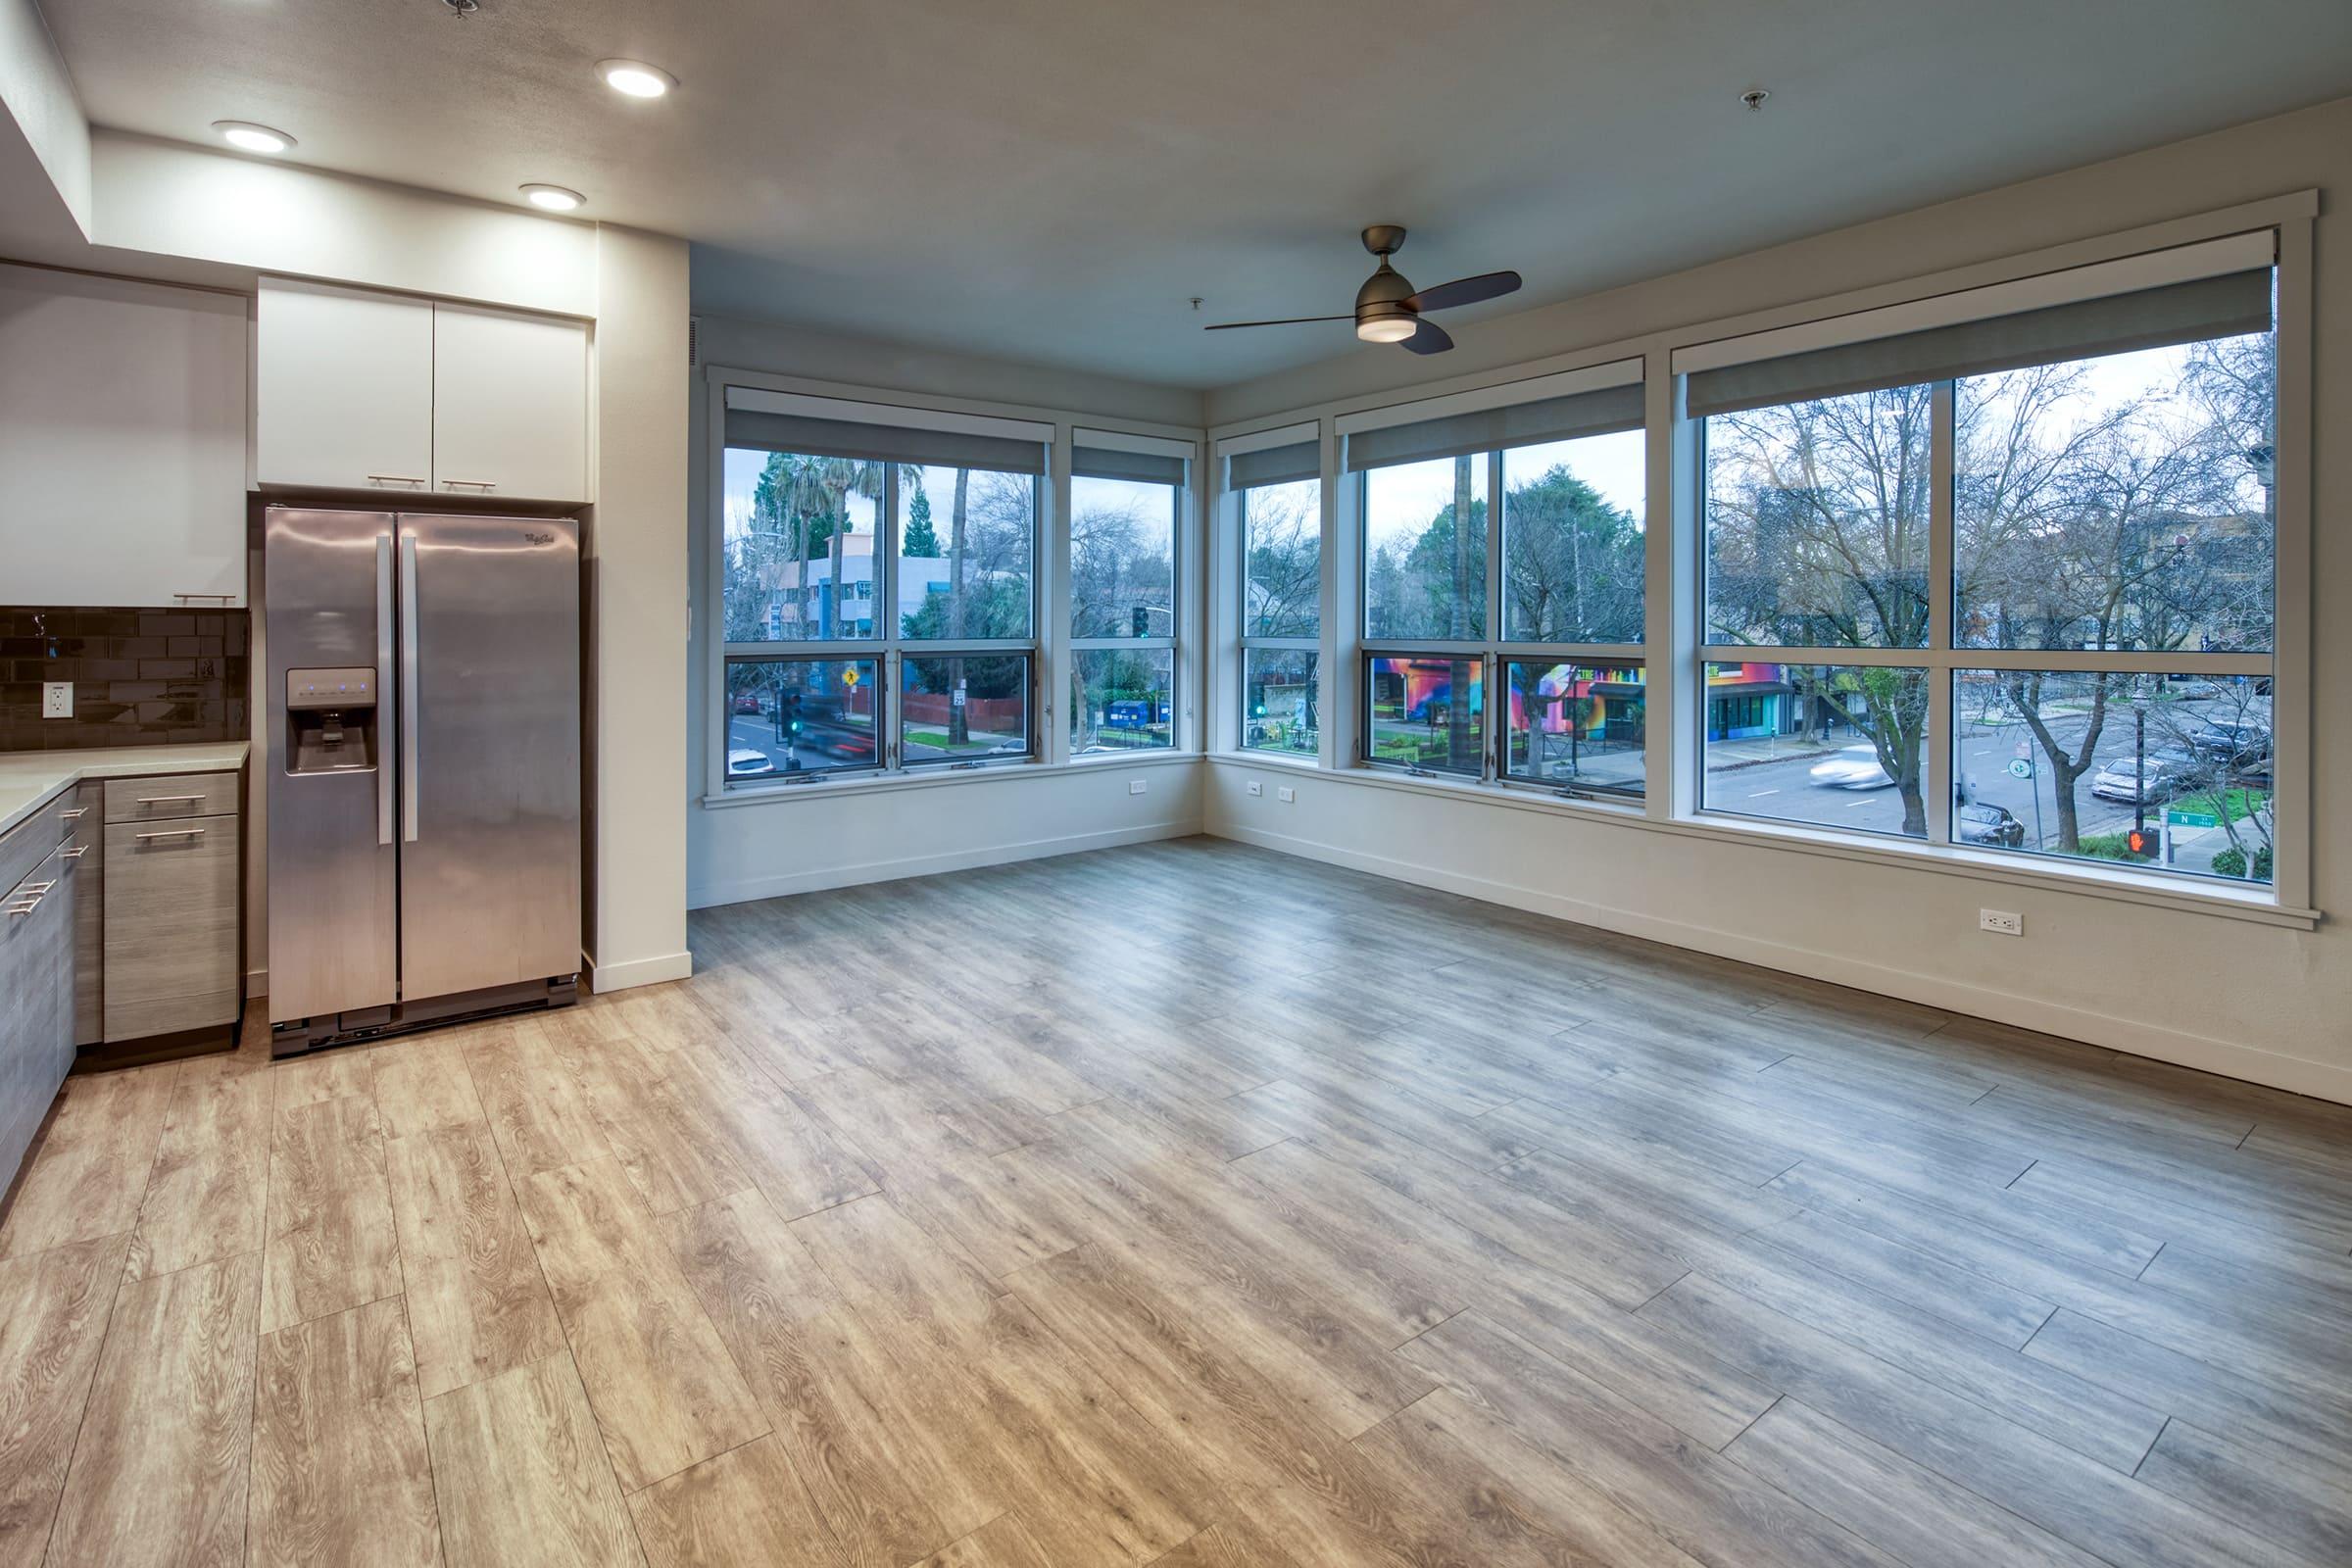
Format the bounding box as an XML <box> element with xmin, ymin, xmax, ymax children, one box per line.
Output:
<box><xmin>903</xmin><ymin>474</ymin><xmax>941</xmax><ymax>557</ymax></box>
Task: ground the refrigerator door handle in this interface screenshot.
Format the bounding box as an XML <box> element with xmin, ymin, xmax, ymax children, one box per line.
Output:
<box><xmin>376</xmin><ymin>533</ymin><xmax>395</xmax><ymax>847</ymax></box>
<box><xmin>400</xmin><ymin>533</ymin><xmax>421</xmax><ymax>843</ymax></box>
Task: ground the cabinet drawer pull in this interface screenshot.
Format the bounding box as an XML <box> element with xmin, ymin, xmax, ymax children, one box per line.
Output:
<box><xmin>134</xmin><ymin>827</ymin><xmax>207</xmax><ymax>840</ymax></box>
<box><xmin>136</xmin><ymin>795</ymin><xmax>208</xmax><ymax>805</ymax></box>
<box><xmin>367</xmin><ymin>473</ymin><xmax>427</xmax><ymax>486</ymax></box>
<box><xmin>6</xmin><ymin>901</ymin><xmax>37</xmax><ymax>917</ymax></box>
<box><xmin>441</xmin><ymin>478</ymin><xmax>497</xmax><ymax>490</ymax></box>
<box><xmin>172</xmin><ymin>593</ymin><xmax>236</xmax><ymax>604</ymax></box>
<box><xmin>61</xmin><ymin>808</ymin><xmax>86</xmax><ymax>819</ymax></box>
<box><xmin>60</xmin><ymin>846</ymin><xmax>88</xmax><ymax>859</ymax></box>
<box><xmin>18</xmin><ymin>880</ymin><xmax>55</xmax><ymax>896</ymax></box>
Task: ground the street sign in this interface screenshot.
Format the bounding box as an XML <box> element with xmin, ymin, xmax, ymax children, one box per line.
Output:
<box><xmin>2007</xmin><ymin>758</ymin><xmax>2034</xmax><ymax>779</ymax></box>
<box><xmin>2167</xmin><ymin>808</ymin><xmax>2219</xmax><ymax>828</ymax></box>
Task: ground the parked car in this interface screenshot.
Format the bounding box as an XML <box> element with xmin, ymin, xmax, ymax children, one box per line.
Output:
<box><xmin>2091</xmin><ymin>757</ymin><xmax>2179</xmax><ymax>804</ymax></box>
<box><xmin>2189</xmin><ymin>721</ymin><xmax>2273</xmax><ymax>767</ymax></box>
<box><xmin>726</xmin><ymin>746</ymin><xmax>776</xmax><ymax>778</ymax></box>
<box><xmin>732</xmin><ymin>690</ymin><xmax>763</xmax><ymax>715</ymax></box>
<box><xmin>1809</xmin><ymin>745</ymin><xmax>1893</xmax><ymax>789</ymax></box>
<box><xmin>1955</xmin><ymin>802</ymin><xmax>2027</xmax><ymax>847</ymax></box>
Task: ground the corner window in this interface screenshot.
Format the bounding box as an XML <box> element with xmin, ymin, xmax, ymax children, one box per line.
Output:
<box><xmin>1070</xmin><ymin>432</ymin><xmax>1190</xmax><ymax>756</ymax></box>
<box><xmin>1226</xmin><ymin>429</ymin><xmax>1323</xmax><ymax>757</ymax></box>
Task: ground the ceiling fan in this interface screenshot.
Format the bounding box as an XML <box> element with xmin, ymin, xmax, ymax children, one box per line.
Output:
<box><xmin>1204</xmin><ymin>225</ymin><xmax>1523</xmax><ymax>355</ymax></box>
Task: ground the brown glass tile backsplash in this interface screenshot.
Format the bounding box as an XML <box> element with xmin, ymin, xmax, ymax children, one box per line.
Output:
<box><xmin>0</xmin><ymin>607</ymin><xmax>249</xmax><ymax>751</ymax></box>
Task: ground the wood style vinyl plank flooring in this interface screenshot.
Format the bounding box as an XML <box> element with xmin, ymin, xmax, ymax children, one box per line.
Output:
<box><xmin>1</xmin><ymin>837</ymin><xmax>2348</xmax><ymax>1565</ymax></box>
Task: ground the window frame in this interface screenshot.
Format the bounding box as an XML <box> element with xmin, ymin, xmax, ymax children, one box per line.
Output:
<box><xmin>1067</xmin><ymin>428</ymin><xmax>1192</xmax><ymax>758</ymax></box>
<box><xmin>1346</xmin><ymin>373</ymin><xmax>1650</xmax><ymax>800</ymax></box>
<box><xmin>1690</xmin><ymin>345</ymin><xmax>2278</xmax><ymax>874</ymax></box>
<box><xmin>710</xmin><ymin>388</ymin><xmax>1048</xmax><ymax>793</ymax></box>
<box><xmin>1221</xmin><ymin>421</ymin><xmax>1328</xmax><ymax>760</ymax></box>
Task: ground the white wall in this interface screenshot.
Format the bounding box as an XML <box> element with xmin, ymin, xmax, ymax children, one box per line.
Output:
<box><xmin>0</xmin><ymin>0</ymin><xmax>89</xmax><ymax>237</ymax></box>
<box><xmin>87</xmin><ymin>131</ymin><xmax>597</xmax><ymax>317</ymax></box>
<box><xmin>1199</xmin><ymin>96</ymin><xmax>2352</xmax><ymax>1104</ymax></box>
<box><xmin>683</xmin><ymin>312</ymin><xmax>1206</xmax><ymax>908</ymax></box>
<box><xmin>588</xmin><ymin>224</ymin><xmax>693</xmax><ymax>988</ymax></box>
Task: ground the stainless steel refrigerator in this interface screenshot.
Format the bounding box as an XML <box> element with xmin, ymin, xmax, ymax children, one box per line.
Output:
<box><xmin>265</xmin><ymin>507</ymin><xmax>580</xmax><ymax>1054</ymax></box>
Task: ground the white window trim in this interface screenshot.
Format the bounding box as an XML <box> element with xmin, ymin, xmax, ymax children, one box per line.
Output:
<box><xmin>1205</xmin><ymin>189</ymin><xmax>2318</xmax><ymax>924</ymax></box>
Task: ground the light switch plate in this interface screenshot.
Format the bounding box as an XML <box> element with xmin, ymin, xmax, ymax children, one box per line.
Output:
<box><xmin>1129</xmin><ymin>778</ymin><xmax>1147</xmax><ymax>795</ymax></box>
<box><xmin>1247</xmin><ymin>780</ymin><xmax>1262</xmax><ymax>797</ymax></box>
<box><xmin>41</xmin><ymin>681</ymin><xmax>72</xmax><ymax>719</ymax></box>
<box><xmin>1277</xmin><ymin>785</ymin><xmax>1297</xmax><ymax>803</ymax></box>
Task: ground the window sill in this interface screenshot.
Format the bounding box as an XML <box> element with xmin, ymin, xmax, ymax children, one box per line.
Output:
<box><xmin>703</xmin><ymin>749</ymin><xmax>1196</xmax><ymax>808</ymax></box>
<box><xmin>1200</xmin><ymin>755</ymin><xmax>2318</xmax><ymax>930</ymax></box>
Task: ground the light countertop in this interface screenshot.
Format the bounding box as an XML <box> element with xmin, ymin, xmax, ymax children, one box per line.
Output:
<box><xmin>0</xmin><ymin>743</ymin><xmax>250</xmax><ymax>838</ymax></box>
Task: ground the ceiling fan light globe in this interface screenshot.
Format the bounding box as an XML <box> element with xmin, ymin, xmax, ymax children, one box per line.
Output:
<box><xmin>1356</xmin><ymin>317</ymin><xmax>1418</xmax><ymax>344</ymax></box>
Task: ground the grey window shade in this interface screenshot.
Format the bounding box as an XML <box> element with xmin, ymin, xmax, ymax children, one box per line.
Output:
<box><xmin>1344</xmin><ymin>382</ymin><xmax>1644</xmax><ymax>472</ymax></box>
<box><xmin>1686</xmin><ymin>269</ymin><xmax>2274</xmax><ymax>419</ymax></box>
<box><xmin>1227</xmin><ymin>439</ymin><xmax>1320</xmax><ymax>490</ymax></box>
<box><xmin>724</xmin><ymin>410</ymin><xmax>1047</xmax><ymax>475</ymax></box>
<box><xmin>1073</xmin><ymin>443</ymin><xmax>1188</xmax><ymax>486</ymax></box>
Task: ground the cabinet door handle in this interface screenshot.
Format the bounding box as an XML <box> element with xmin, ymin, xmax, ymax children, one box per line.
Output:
<box><xmin>61</xmin><ymin>808</ymin><xmax>85</xmax><ymax>819</ymax></box>
<box><xmin>367</xmin><ymin>473</ymin><xmax>427</xmax><ymax>486</ymax></box>
<box><xmin>136</xmin><ymin>795</ymin><xmax>208</xmax><ymax>805</ymax></box>
<box><xmin>172</xmin><ymin>593</ymin><xmax>236</xmax><ymax>604</ymax></box>
<box><xmin>60</xmin><ymin>846</ymin><xmax>87</xmax><ymax>859</ymax></box>
<box><xmin>441</xmin><ymin>478</ymin><xmax>497</xmax><ymax>490</ymax></box>
<box><xmin>134</xmin><ymin>827</ymin><xmax>207</xmax><ymax>840</ymax></box>
<box><xmin>5</xmin><ymin>901</ymin><xmax>37</xmax><ymax>917</ymax></box>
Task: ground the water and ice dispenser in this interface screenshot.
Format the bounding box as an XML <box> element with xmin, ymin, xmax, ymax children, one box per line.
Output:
<box><xmin>285</xmin><ymin>666</ymin><xmax>380</xmax><ymax>773</ymax></box>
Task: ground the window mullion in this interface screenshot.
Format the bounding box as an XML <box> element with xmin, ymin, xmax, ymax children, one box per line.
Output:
<box><xmin>1926</xmin><ymin>380</ymin><xmax>1956</xmax><ymax>847</ymax></box>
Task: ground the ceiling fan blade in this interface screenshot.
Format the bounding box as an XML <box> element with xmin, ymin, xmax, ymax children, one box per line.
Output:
<box><xmin>1202</xmin><ymin>314</ymin><xmax>1354</xmax><ymax>331</ymax></box>
<box><xmin>1403</xmin><ymin>270</ymin><xmax>1523</xmax><ymax>314</ymax></box>
<box><xmin>1399</xmin><ymin>318</ymin><xmax>1454</xmax><ymax>355</ymax></box>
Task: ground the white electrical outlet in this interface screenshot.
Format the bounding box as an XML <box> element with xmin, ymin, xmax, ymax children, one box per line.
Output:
<box><xmin>41</xmin><ymin>681</ymin><xmax>73</xmax><ymax>719</ymax></box>
<box><xmin>1246</xmin><ymin>780</ymin><xmax>1262</xmax><ymax>797</ymax></box>
<box><xmin>1277</xmin><ymin>785</ymin><xmax>1296</xmax><ymax>803</ymax></box>
<box><xmin>1980</xmin><ymin>908</ymin><xmax>2024</xmax><ymax>937</ymax></box>
<box><xmin>1129</xmin><ymin>778</ymin><xmax>1147</xmax><ymax>795</ymax></box>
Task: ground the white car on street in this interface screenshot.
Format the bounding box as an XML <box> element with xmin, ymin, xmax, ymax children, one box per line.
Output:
<box><xmin>2091</xmin><ymin>757</ymin><xmax>2173</xmax><ymax>803</ymax></box>
<box><xmin>1809</xmin><ymin>745</ymin><xmax>1892</xmax><ymax>789</ymax></box>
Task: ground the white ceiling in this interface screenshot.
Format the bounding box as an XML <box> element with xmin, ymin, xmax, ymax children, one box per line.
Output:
<box><xmin>37</xmin><ymin>0</ymin><xmax>2352</xmax><ymax>389</ymax></box>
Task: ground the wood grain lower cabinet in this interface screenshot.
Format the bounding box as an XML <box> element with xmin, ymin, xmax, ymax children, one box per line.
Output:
<box><xmin>72</xmin><ymin>787</ymin><xmax>102</xmax><ymax>1047</ymax></box>
<box><xmin>0</xmin><ymin>839</ymin><xmax>75</xmax><ymax>1187</ymax></box>
<box><xmin>103</xmin><ymin>812</ymin><xmax>240</xmax><ymax>1041</ymax></box>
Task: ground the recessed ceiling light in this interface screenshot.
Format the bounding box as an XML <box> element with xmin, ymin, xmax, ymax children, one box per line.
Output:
<box><xmin>212</xmin><ymin>120</ymin><xmax>295</xmax><ymax>155</ymax></box>
<box><xmin>519</xmin><ymin>183</ymin><xmax>585</xmax><ymax>213</ymax></box>
<box><xmin>596</xmin><ymin>59</ymin><xmax>676</xmax><ymax>99</ymax></box>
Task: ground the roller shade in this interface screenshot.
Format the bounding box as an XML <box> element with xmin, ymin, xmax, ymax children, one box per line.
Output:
<box><xmin>1227</xmin><ymin>439</ymin><xmax>1320</xmax><ymax>490</ymax></box>
<box><xmin>1074</xmin><ymin>442</ymin><xmax>1188</xmax><ymax>486</ymax></box>
<box><xmin>1686</xmin><ymin>268</ymin><xmax>2274</xmax><ymax>420</ymax></box>
<box><xmin>1343</xmin><ymin>381</ymin><xmax>1644</xmax><ymax>472</ymax></box>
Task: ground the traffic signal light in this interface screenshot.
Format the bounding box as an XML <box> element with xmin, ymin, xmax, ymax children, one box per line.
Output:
<box><xmin>2127</xmin><ymin>828</ymin><xmax>2149</xmax><ymax>857</ymax></box>
<box><xmin>1132</xmin><ymin>605</ymin><xmax>1150</xmax><ymax>638</ymax></box>
<box><xmin>778</xmin><ymin>689</ymin><xmax>802</xmax><ymax>735</ymax></box>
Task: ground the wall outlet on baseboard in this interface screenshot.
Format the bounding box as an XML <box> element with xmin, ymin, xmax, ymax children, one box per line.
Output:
<box><xmin>1277</xmin><ymin>785</ymin><xmax>1297</xmax><ymax>804</ymax></box>
<box><xmin>1979</xmin><ymin>908</ymin><xmax>2024</xmax><ymax>937</ymax></box>
<box><xmin>1129</xmin><ymin>778</ymin><xmax>1147</xmax><ymax>795</ymax></box>
<box><xmin>1246</xmin><ymin>779</ymin><xmax>1262</xmax><ymax>797</ymax></box>
<box><xmin>42</xmin><ymin>681</ymin><xmax>73</xmax><ymax>719</ymax></box>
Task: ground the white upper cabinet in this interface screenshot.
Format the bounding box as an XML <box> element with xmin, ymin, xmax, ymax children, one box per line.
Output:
<box><xmin>431</xmin><ymin>302</ymin><xmax>589</xmax><ymax>504</ymax></box>
<box><xmin>257</xmin><ymin>279</ymin><xmax>435</xmax><ymax>493</ymax></box>
<box><xmin>0</xmin><ymin>264</ymin><xmax>248</xmax><ymax>607</ymax></box>
<box><xmin>256</xmin><ymin>278</ymin><xmax>590</xmax><ymax>505</ymax></box>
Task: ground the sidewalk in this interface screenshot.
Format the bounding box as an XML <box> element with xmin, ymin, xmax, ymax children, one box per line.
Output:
<box><xmin>1703</xmin><ymin>733</ymin><xmax>1846</xmax><ymax>771</ymax></box>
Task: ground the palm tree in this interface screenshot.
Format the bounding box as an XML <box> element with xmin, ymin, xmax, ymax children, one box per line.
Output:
<box><xmin>775</xmin><ymin>457</ymin><xmax>887</xmax><ymax>638</ymax></box>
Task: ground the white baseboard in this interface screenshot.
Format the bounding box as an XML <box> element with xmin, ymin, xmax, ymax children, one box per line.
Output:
<box><xmin>1214</xmin><ymin>821</ymin><xmax>2352</xmax><ymax>1106</ymax></box>
<box><xmin>691</xmin><ymin>819</ymin><xmax>1197</xmax><ymax>908</ymax></box>
<box><xmin>584</xmin><ymin>950</ymin><xmax>695</xmax><ymax>994</ymax></box>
